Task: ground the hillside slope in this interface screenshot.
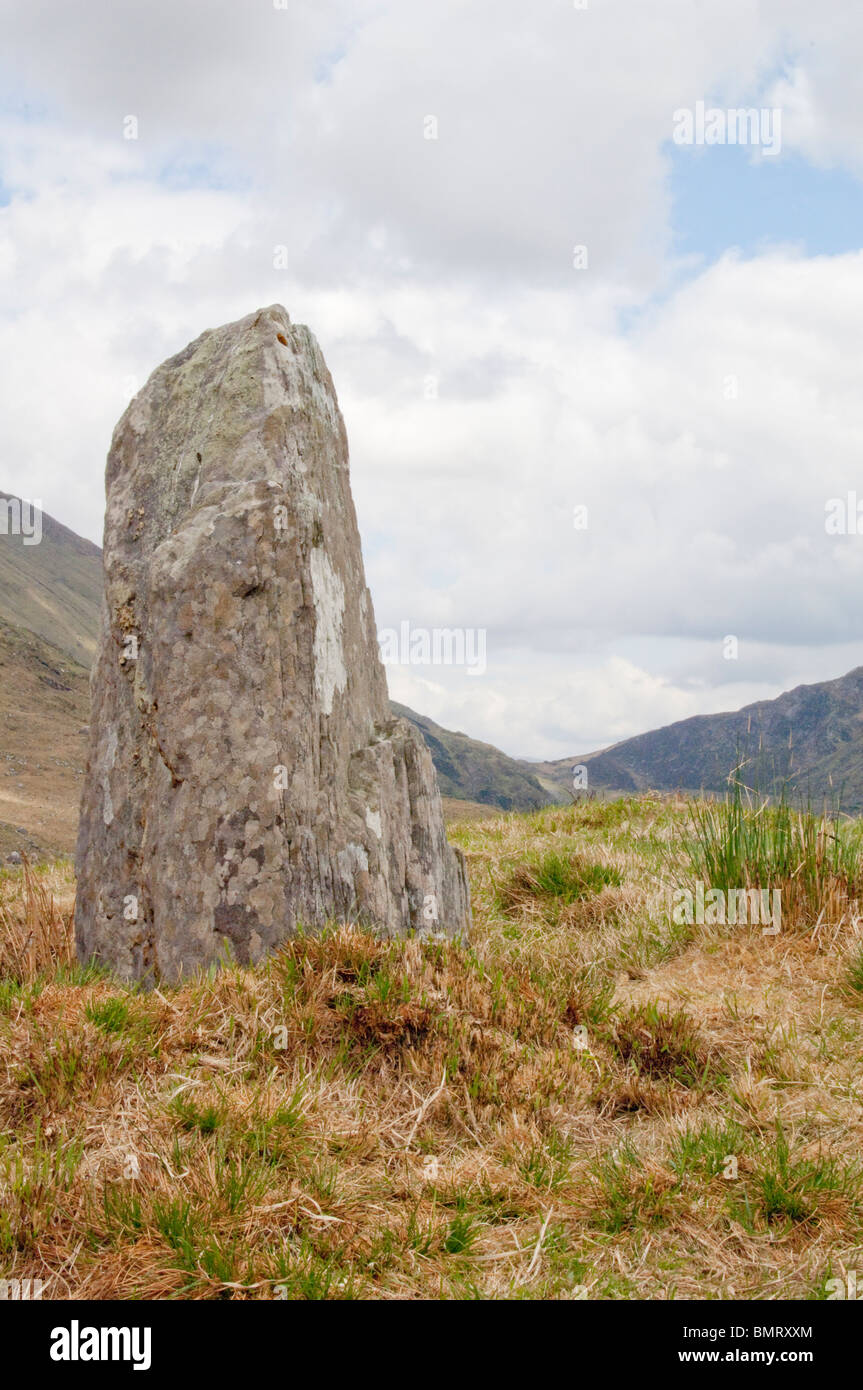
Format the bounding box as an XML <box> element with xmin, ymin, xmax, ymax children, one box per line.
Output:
<box><xmin>0</xmin><ymin>494</ymin><xmax>101</xmax><ymax>668</ymax></box>
<box><xmin>0</xmin><ymin>615</ymin><xmax>89</xmax><ymax>857</ymax></box>
<box><xmin>392</xmin><ymin>702</ymin><xmax>559</xmax><ymax>810</ymax></box>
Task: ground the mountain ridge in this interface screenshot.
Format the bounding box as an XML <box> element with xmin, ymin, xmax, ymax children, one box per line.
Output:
<box><xmin>536</xmin><ymin>666</ymin><xmax>863</xmax><ymax>809</ymax></box>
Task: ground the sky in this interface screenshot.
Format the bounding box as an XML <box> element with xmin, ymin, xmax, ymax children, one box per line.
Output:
<box><xmin>2</xmin><ymin>0</ymin><xmax>863</xmax><ymax>760</ymax></box>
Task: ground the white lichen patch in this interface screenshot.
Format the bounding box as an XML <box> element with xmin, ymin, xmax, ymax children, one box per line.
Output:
<box><xmin>365</xmin><ymin>807</ymin><xmax>382</xmax><ymax>839</ymax></box>
<box><xmin>337</xmin><ymin>843</ymin><xmax>369</xmax><ymax>878</ymax></box>
<box><xmin>102</xmin><ymin>726</ymin><xmax>118</xmax><ymax>826</ymax></box>
<box><xmin>309</xmin><ymin>547</ymin><xmax>347</xmax><ymax>715</ymax></box>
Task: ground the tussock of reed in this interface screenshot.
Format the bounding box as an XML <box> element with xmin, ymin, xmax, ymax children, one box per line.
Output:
<box><xmin>680</xmin><ymin>776</ymin><xmax>863</xmax><ymax>931</ymax></box>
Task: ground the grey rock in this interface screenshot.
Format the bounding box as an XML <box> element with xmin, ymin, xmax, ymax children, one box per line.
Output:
<box><xmin>6</xmin><ymin>851</ymin><xmax>22</xmax><ymax>865</ymax></box>
<box><xmin>75</xmin><ymin>306</ymin><xmax>471</xmax><ymax>982</ymax></box>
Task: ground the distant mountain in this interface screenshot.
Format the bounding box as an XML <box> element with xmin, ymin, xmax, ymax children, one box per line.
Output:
<box><xmin>392</xmin><ymin>702</ymin><xmax>559</xmax><ymax>811</ymax></box>
<box><xmin>537</xmin><ymin>667</ymin><xmax>863</xmax><ymax>811</ymax></box>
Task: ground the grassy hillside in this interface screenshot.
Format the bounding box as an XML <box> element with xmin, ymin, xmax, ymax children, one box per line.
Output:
<box><xmin>0</xmin><ymin>500</ymin><xmax>98</xmax><ymax>857</ymax></box>
<box><xmin>392</xmin><ymin>702</ymin><xmax>560</xmax><ymax>811</ymax></box>
<box><xmin>540</xmin><ymin>667</ymin><xmax>863</xmax><ymax>811</ymax></box>
<box><xmin>0</xmin><ymin>495</ymin><xmax>102</xmax><ymax>669</ymax></box>
<box><xmin>2</xmin><ymin>793</ymin><xmax>862</xmax><ymax>1300</ymax></box>
<box><xmin>0</xmin><ymin>617</ymin><xmax>89</xmax><ymax>859</ymax></box>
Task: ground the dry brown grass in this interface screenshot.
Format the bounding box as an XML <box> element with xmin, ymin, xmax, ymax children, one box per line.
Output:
<box><xmin>0</xmin><ymin>856</ymin><xmax>74</xmax><ymax>981</ymax></box>
<box><xmin>1</xmin><ymin>797</ymin><xmax>862</xmax><ymax>1300</ymax></box>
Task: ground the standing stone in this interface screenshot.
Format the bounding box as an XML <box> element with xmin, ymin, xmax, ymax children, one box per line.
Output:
<box><xmin>75</xmin><ymin>306</ymin><xmax>471</xmax><ymax>982</ymax></box>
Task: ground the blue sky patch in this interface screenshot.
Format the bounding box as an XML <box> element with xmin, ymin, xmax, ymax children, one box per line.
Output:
<box><xmin>670</xmin><ymin>145</ymin><xmax>863</xmax><ymax>262</ymax></box>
